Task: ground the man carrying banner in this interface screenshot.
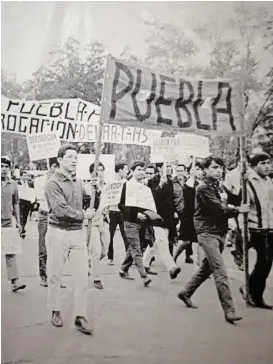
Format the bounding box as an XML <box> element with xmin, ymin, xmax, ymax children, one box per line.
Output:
<box><xmin>107</xmin><ymin>162</ymin><xmax>129</xmax><ymax>266</ymax></box>
<box><xmin>118</xmin><ymin>161</ymin><xmax>153</xmax><ymax>287</ymax></box>
<box><xmin>177</xmin><ymin>156</ymin><xmax>249</xmax><ymax>324</ymax></box>
<box><xmin>44</xmin><ymin>144</ymin><xmax>95</xmax><ymax>335</ymax></box>
<box><xmin>1</xmin><ymin>156</ymin><xmax>26</xmax><ymax>292</ymax></box>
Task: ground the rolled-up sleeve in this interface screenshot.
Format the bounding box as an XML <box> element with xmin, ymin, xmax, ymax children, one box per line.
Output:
<box><xmin>45</xmin><ymin>180</ymin><xmax>84</xmax><ymax>222</ymax></box>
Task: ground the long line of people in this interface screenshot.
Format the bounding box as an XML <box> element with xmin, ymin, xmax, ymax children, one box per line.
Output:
<box><xmin>1</xmin><ymin>147</ymin><xmax>273</xmax><ymax>335</ymax></box>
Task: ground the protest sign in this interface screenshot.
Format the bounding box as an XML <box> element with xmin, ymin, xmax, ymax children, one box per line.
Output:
<box><xmin>18</xmin><ymin>185</ymin><xmax>36</xmax><ymax>202</ymax></box>
<box><xmin>125</xmin><ymin>179</ymin><xmax>157</xmax><ymax>213</ymax></box>
<box><xmin>1</xmin><ymin>227</ymin><xmax>22</xmax><ymax>255</ymax></box>
<box><xmin>99</xmin><ymin>180</ymin><xmax>124</xmax><ymax>210</ymax></box>
<box><xmin>150</xmin><ymin>133</ymin><xmax>210</xmax><ymax>163</ymax></box>
<box><xmin>1</xmin><ymin>95</ymin><xmax>161</xmax><ymax>145</ymax></box>
<box><xmin>101</xmin><ymin>55</ymin><xmax>243</xmax><ymax>134</ymax></box>
<box><xmin>26</xmin><ymin>131</ymin><xmax>61</xmax><ymax>161</ymax></box>
<box><xmin>76</xmin><ymin>154</ymin><xmax>115</xmax><ymax>181</ymax></box>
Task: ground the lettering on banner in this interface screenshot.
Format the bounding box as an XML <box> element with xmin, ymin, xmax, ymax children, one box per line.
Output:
<box><xmin>104</xmin><ymin>56</ymin><xmax>242</xmax><ymax>133</ymax></box>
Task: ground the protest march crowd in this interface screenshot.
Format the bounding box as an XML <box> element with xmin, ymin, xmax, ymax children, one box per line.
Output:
<box><xmin>1</xmin><ymin>143</ymin><xmax>273</xmax><ymax>336</ymax></box>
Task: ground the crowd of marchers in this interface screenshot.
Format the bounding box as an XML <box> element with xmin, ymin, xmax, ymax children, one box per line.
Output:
<box><xmin>1</xmin><ymin>145</ymin><xmax>273</xmax><ymax>335</ymax></box>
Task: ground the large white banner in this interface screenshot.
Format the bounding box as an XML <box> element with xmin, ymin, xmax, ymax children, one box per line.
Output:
<box><xmin>1</xmin><ymin>95</ymin><xmax>161</xmax><ymax>145</ymax></box>
<box><xmin>102</xmin><ymin>55</ymin><xmax>243</xmax><ymax>134</ymax></box>
<box><xmin>150</xmin><ymin>133</ymin><xmax>210</xmax><ymax>162</ymax></box>
<box><xmin>26</xmin><ymin>131</ymin><xmax>61</xmax><ymax>161</ymax></box>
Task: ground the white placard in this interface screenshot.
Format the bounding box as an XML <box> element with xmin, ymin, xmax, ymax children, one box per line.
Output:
<box><xmin>26</xmin><ymin>131</ymin><xmax>61</xmax><ymax>161</ymax></box>
<box><xmin>18</xmin><ymin>185</ymin><xmax>36</xmax><ymax>202</ymax></box>
<box><xmin>1</xmin><ymin>228</ymin><xmax>22</xmax><ymax>255</ymax></box>
<box><xmin>150</xmin><ymin>133</ymin><xmax>210</xmax><ymax>163</ymax></box>
<box><xmin>125</xmin><ymin>179</ymin><xmax>157</xmax><ymax>213</ymax></box>
<box><xmin>99</xmin><ymin>180</ymin><xmax>124</xmax><ymax>210</ymax></box>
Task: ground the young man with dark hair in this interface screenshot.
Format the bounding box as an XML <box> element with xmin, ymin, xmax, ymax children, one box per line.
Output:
<box><xmin>107</xmin><ymin>162</ymin><xmax>129</xmax><ymax>265</ymax></box>
<box><xmin>240</xmin><ymin>152</ymin><xmax>273</xmax><ymax>309</ymax></box>
<box><xmin>85</xmin><ymin>162</ymin><xmax>110</xmax><ymax>290</ymax></box>
<box><xmin>177</xmin><ymin>156</ymin><xmax>249</xmax><ymax>324</ymax></box>
<box><xmin>45</xmin><ymin>144</ymin><xmax>95</xmax><ymax>334</ymax></box>
<box><xmin>1</xmin><ymin>156</ymin><xmax>26</xmax><ymax>292</ymax></box>
<box><xmin>118</xmin><ymin>161</ymin><xmax>152</xmax><ymax>287</ymax></box>
<box><xmin>34</xmin><ymin>158</ymin><xmax>59</xmax><ymax>287</ymax></box>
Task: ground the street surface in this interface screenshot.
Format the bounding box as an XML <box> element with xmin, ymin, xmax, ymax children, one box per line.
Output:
<box><xmin>2</xmin><ymin>220</ymin><xmax>273</xmax><ymax>364</ymax></box>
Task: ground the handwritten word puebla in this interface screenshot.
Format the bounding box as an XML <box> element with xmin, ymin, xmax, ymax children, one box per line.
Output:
<box><xmin>104</xmin><ymin>57</ymin><xmax>242</xmax><ymax>133</ymax></box>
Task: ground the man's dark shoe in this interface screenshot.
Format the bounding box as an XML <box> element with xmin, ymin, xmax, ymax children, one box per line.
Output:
<box><xmin>239</xmin><ymin>286</ymin><xmax>256</xmax><ymax>306</ymax></box>
<box><xmin>185</xmin><ymin>257</ymin><xmax>194</xmax><ymax>264</ymax></box>
<box><xmin>51</xmin><ymin>311</ymin><xmax>63</xmax><ymax>327</ymax></box>
<box><xmin>60</xmin><ymin>283</ymin><xmax>66</xmax><ymax>289</ymax></box>
<box><xmin>75</xmin><ymin>316</ymin><xmax>92</xmax><ymax>335</ymax></box>
<box><xmin>11</xmin><ymin>281</ymin><xmax>26</xmax><ymax>292</ymax></box>
<box><xmin>169</xmin><ymin>267</ymin><xmax>181</xmax><ymax>280</ymax></box>
<box><xmin>94</xmin><ymin>280</ymin><xmax>104</xmax><ymax>290</ymax></box>
<box><xmin>254</xmin><ymin>300</ymin><xmax>273</xmax><ymax>310</ymax></box>
<box><xmin>40</xmin><ymin>278</ymin><xmax>48</xmax><ymax>287</ymax></box>
<box><xmin>177</xmin><ymin>291</ymin><xmax>198</xmax><ymax>308</ymax></box>
<box><xmin>143</xmin><ymin>277</ymin><xmax>152</xmax><ymax>287</ymax></box>
<box><xmin>119</xmin><ymin>270</ymin><xmax>135</xmax><ymax>280</ymax></box>
<box><xmin>145</xmin><ymin>267</ymin><xmax>158</xmax><ymax>275</ymax></box>
<box><xmin>225</xmin><ymin>312</ymin><xmax>243</xmax><ymax>324</ymax></box>
<box><xmin>149</xmin><ymin>257</ymin><xmax>155</xmax><ymax>267</ymax></box>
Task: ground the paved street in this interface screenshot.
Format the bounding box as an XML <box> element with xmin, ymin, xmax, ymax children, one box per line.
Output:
<box><xmin>2</xmin><ymin>220</ymin><xmax>273</xmax><ymax>364</ymax></box>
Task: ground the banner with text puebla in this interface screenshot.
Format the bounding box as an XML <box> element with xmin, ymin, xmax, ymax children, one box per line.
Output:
<box><xmin>1</xmin><ymin>95</ymin><xmax>161</xmax><ymax>145</ymax></box>
<box><xmin>101</xmin><ymin>55</ymin><xmax>243</xmax><ymax>134</ymax></box>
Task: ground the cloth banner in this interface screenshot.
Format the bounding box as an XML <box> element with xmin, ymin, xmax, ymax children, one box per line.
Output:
<box><xmin>125</xmin><ymin>179</ymin><xmax>157</xmax><ymax>213</ymax></box>
<box><xmin>150</xmin><ymin>133</ymin><xmax>210</xmax><ymax>162</ymax></box>
<box><xmin>1</xmin><ymin>227</ymin><xmax>22</xmax><ymax>255</ymax></box>
<box><xmin>101</xmin><ymin>55</ymin><xmax>243</xmax><ymax>134</ymax></box>
<box><xmin>99</xmin><ymin>180</ymin><xmax>124</xmax><ymax>210</ymax></box>
<box><xmin>26</xmin><ymin>131</ymin><xmax>61</xmax><ymax>161</ymax></box>
<box><xmin>1</xmin><ymin>95</ymin><xmax>161</xmax><ymax>145</ymax></box>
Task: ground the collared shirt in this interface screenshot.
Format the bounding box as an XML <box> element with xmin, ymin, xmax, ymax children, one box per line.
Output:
<box><xmin>1</xmin><ymin>178</ymin><xmax>19</xmax><ymax>224</ymax></box>
<box><xmin>246</xmin><ymin>170</ymin><xmax>273</xmax><ymax>229</ymax></box>
<box><xmin>45</xmin><ymin>170</ymin><xmax>86</xmax><ymax>231</ymax></box>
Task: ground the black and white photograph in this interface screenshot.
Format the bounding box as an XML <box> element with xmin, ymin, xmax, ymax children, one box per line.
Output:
<box><xmin>1</xmin><ymin>1</ymin><xmax>273</xmax><ymax>363</ymax></box>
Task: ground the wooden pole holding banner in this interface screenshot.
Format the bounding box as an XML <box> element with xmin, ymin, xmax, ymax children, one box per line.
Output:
<box><xmin>239</xmin><ymin>81</ymin><xmax>250</xmax><ymax>305</ymax></box>
<box><xmin>86</xmin><ymin>54</ymin><xmax>110</xmax><ymax>250</ymax></box>
<box><xmin>46</xmin><ymin>158</ymin><xmax>50</xmax><ymax>170</ymax></box>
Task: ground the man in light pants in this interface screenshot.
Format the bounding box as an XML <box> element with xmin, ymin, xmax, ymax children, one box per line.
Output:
<box><xmin>143</xmin><ymin>226</ymin><xmax>180</xmax><ymax>278</ymax></box>
<box><xmin>85</xmin><ymin>162</ymin><xmax>110</xmax><ymax>290</ymax></box>
<box><xmin>45</xmin><ymin>144</ymin><xmax>95</xmax><ymax>335</ymax></box>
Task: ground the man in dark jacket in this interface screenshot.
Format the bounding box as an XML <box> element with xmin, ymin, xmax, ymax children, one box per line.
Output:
<box><xmin>177</xmin><ymin>156</ymin><xmax>249</xmax><ymax>324</ymax></box>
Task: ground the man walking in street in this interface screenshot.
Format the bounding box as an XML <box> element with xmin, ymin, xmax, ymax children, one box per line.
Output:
<box><xmin>34</xmin><ymin>159</ymin><xmax>59</xmax><ymax>287</ymax></box>
<box><xmin>1</xmin><ymin>156</ymin><xmax>26</xmax><ymax>292</ymax></box>
<box><xmin>177</xmin><ymin>156</ymin><xmax>249</xmax><ymax>324</ymax></box>
<box><xmin>107</xmin><ymin>162</ymin><xmax>129</xmax><ymax>265</ymax></box>
<box><xmin>118</xmin><ymin>161</ymin><xmax>153</xmax><ymax>287</ymax></box>
<box><xmin>17</xmin><ymin>170</ymin><xmax>34</xmax><ymax>239</ymax></box>
<box><xmin>45</xmin><ymin>144</ymin><xmax>95</xmax><ymax>335</ymax></box>
<box><xmin>240</xmin><ymin>152</ymin><xmax>273</xmax><ymax>309</ymax></box>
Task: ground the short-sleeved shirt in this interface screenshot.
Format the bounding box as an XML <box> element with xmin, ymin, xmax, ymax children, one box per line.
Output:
<box><xmin>1</xmin><ymin>179</ymin><xmax>19</xmax><ymax>227</ymax></box>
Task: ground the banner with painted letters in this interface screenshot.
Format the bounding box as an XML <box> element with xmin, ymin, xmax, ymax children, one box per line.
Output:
<box><xmin>99</xmin><ymin>180</ymin><xmax>124</xmax><ymax>210</ymax></box>
<box><xmin>1</xmin><ymin>95</ymin><xmax>161</xmax><ymax>145</ymax></box>
<box><xmin>101</xmin><ymin>55</ymin><xmax>243</xmax><ymax>134</ymax></box>
<box><xmin>26</xmin><ymin>131</ymin><xmax>61</xmax><ymax>161</ymax></box>
<box><xmin>150</xmin><ymin>133</ymin><xmax>210</xmax><ymax>163</ymax></box>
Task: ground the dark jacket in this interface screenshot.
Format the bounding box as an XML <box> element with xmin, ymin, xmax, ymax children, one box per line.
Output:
<box><xmin>179</xmin><ymin>183</ymin><xmax>198</xmax><ymax>242</ymax></box>
<box><xmin>194</xmin><ymin>177</ymin><xmax>239</xmax><ymax>235</ymax></box>
<box><xmin>148</xmin><ymin>175</ymin><xmax>175</xmax><ymax>230</ymax></box>
<box><xmin>172</xmin><ymin>177</ymin><xmax>184</xmax><ymax>216</ymax></box>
